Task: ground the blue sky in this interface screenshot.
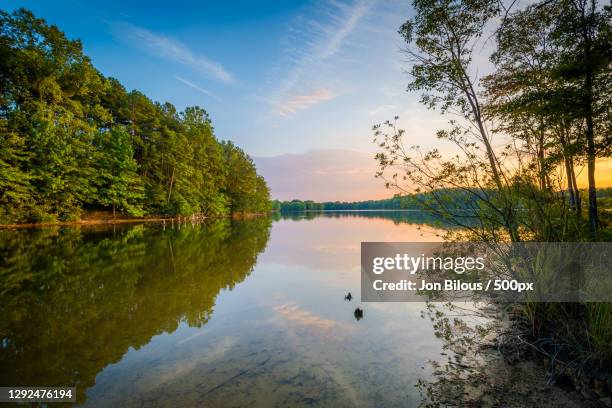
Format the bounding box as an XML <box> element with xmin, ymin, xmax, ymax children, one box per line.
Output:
<box><xmin>4</xmin><ymin>0</ymin><xmax>451</xmax><ymax>200</ymax></box>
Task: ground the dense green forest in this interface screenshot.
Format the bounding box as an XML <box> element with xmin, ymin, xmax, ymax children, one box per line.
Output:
<box><xmin>0</xmin><ymin>9</ymin><xmax>271</xmax><ymax>224</ymax></box>
<box><xmin>275</xmin><ymin>188</ymin><xmax>612</xmax><ymax>213</ymax></box>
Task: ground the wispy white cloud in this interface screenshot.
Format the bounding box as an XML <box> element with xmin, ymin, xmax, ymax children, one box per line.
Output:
<box><xmin>266</xmin><ymin>0</ymin><xmax>376</xmax><ymax>117</ymax></box>
<box><xmin>274</xmin><ymin>88</ymin><xmax>337</xmax><ymax>117</ymax></box>
<box><xmin>318</xmin><ymin>0</ymin><xmax>371</xmax><ymax>59</ymax></box>
<box><xmin>111</xmin><ymin>22</ymin><xmax>234</xmax><ymax>84</ymax></box>
<box><xmin>174</xmin><ymin>75</ymin><xmax>216</xmax><ymax>98</ymax></box>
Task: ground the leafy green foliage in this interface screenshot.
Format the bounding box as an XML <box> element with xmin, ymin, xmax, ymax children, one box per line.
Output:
<box><xmin>94</xmin><ymin>127</ymin><xmax>144</xmax><ymax>217</ymax></box>
<box><xmin>222</xmin><ymin>141</ymin><xmax>272</xmax><ymax>213</ymax></box>
<box><xmin>0</xmin><ymin>8</ymin><xmax>270</xmax><ymax>223</ymax></box>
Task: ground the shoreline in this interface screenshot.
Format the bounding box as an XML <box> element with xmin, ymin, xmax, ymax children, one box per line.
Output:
<box><xmin>421</xmin><ymin>303</ymin><xmax>611</xmax><ymax>407</ymax></box>
<box><xmin>0</xmin><ymin>212</ymin><xmax>271</xmax><ymax>230</ymax></box>
<box><xmin>0</xmin><ymin>217</ymin><xmax>189</xmax><ymax>230</ymax></box>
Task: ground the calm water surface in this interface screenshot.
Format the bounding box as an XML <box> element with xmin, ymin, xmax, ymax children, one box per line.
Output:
<box><xmin>0</xmin><ymin>212</ymin><xmax>446</xmax><ymax>407</ymax></box>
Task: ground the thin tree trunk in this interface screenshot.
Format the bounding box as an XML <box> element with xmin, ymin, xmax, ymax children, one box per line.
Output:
<box><xmin>447</xmin><ymin>21</ymin><xmax>516</xmax><ymax>241</ymax></box>
<box><xmin>564</xmin><ymin>156</ymin><xmax>576</xmax><ymax>210</ymax></box>
<box><xmin>585</xmin><ymin>65</ymin><xmax>597</xmax><ymax>231</ymax></box>
<box><xmin>587</xmin><ymin>137</ymin><xmax>597</xmax><ymax>232</ymax></box>
<box><xmin>538</xmin><ymin>123</ymin><xmax>546</xmax><ymax>191</ymax></box>
<box><xmin>569</xmin><ymin>158</ymin><xmax>581</xmax><ymax>214</ymax></box>
<box><xmin>560</xmin><ymin>125</ymin><xmax>577</xmax><ymax>211</ymax></box>
<box><xmin>582</xmin><ymin>6</ymin><xmax>598</xmax><ymax>234</ymax></box>
<box><xmin>167</xmin><ymin>166</ymin><xmax>175</xmax><ymax>204</ymax></box>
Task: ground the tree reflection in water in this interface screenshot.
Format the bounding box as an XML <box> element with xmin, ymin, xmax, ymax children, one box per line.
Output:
<box><xmin>0</xmin><ymin>218</ymin><xmax>271</xmax><ymax>404</ymax></box>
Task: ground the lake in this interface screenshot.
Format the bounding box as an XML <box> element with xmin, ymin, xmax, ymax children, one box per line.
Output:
<box><xmin>0</xmin><ymin>211</ymin><xmax>447</xmax><ymax>407</ymax></box>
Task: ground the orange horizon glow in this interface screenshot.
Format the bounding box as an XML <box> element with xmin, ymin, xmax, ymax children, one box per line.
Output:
<box><xmin>576</xmin><ymin>158</ymin><xmax>612</xmax><ymax>189</ymax></box>
<box><xmin>259</xmin><ymin>151</ymin><xmax>612</xmax><ymax>203</ymax></box>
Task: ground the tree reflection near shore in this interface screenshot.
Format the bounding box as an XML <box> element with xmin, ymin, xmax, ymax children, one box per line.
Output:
<box><xmin>0</xmin><ymin>218</ymin><xmax>271</xmax><ymax>404</ymax></box>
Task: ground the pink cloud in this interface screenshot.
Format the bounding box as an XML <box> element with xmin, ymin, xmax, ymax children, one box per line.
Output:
<box><xmin>274</xmin><ymin>89</ymin><xmax>338</xmax><ymax>117</ymax></box>
<box><xmin>253</xmin><ymin>149</ymin><xmax>393</xmax><ymax>201</ymax></box>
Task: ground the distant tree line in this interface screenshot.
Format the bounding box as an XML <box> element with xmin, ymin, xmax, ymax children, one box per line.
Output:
<box><xmin>272</xmin><ymin>190</ymin><xmax>483</xmax><ymax>212</ymax></box>
<box><xmin>275</xmin><ymin>187</ymin><xmax>612</xmax><ymax>214</ymax></box>
<box><xmin>273</xmin><ymin>198</ymin><xmax>413</xmax><ymax>212</ymax></box>
<box><xmin>0</xmin><ymin>9</ymin><xmax>270</xmax><ymax>224</ymax></box>
<box><xmin>272</xmin><ymin>200</ymin><xmax>324</xmax><ymax>212</ymax></box>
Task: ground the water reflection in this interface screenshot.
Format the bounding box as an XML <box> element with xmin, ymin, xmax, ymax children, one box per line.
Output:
<box><xmin>0</xmin><ymin>211</ymin><xmax>445</xmax><ymax>407</ymax></box>
<box><xmin>0</xmin><ymin>218</ymin><xmax>271</xmax><ymax>404</ymax></box>
<box><xmin>273</xmin><ymin>209</ymin><xmax>451</xmax><ymax>227</ymax></box>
